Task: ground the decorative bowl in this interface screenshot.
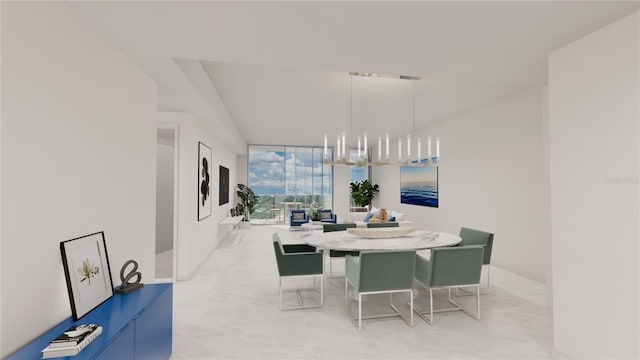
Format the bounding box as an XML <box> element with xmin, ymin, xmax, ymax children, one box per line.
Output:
<box><xmin>346</xmin><ymin>226</ymin><xmax>416</xmax><ymax>239</ymax></box>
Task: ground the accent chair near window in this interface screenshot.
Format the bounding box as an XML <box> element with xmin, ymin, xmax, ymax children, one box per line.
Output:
<box><xmin>319</xmin><ymin>209</ymin><xmax>337</xmax><ymax>223</ymax></box>
<box><xmin>289</xmin><ymin>209</ymin><xmax>309</xmax><ymax>228</ymax></box>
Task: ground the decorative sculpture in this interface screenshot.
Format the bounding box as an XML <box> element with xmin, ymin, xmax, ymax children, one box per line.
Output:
<box><xmin>115</xmin><ymin>259</ymin><xmax>144</xmax><ymax>294</ymax></box>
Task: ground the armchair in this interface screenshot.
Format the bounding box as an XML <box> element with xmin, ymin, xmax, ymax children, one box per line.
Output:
<box><xmin>272</xmin><ymin>233</ymin><xmax>323</xmax><ymax>310</ymax></box>
<box><xmin>458</xmin><ymin>227</ymin><xmax>494</xmax><ymax>294</ymax></box>
<box><xmin>319</xmin><ymin>209</ymin><xmax>337</xmax><ymax>223</ymax></box>
<box><xmin>345</xmin><ymin>250</ymin><xmax>416</xmax><ymax>330</ymax></box>
<box><xmin>289</xmin><ymin>209</ymin><xmax>309</xmax><ymax>228</ymax></box>
<box><xmin>414</xmin><ymin>246</ymin><xmax>484</xmax><ymax>324</ymax></box>
<box><xmin>322</xmin><ymin>223</ymin><xmax>358</xmax><ymax>278</ymax></box>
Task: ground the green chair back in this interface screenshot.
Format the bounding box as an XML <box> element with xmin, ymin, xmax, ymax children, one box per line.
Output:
<box><xmin>459</xmin><ymin>227</ymin><xmax>494</xmax><ymax>265</ymax></box>
<box><xmin>366</xmin><ymin>222</ymin><xmax>399</xmax><ymax>228</ymax></box>
<box><xmin>324</xmin><ymin>223</ymin><xmax>359</xmax><ymax>257</ymax></box>
<box><xmin>272</xmin><ymin>233</ymin><xmax>322</xmax><ymax>277</ymax></box>
<box><xmin>356</xmin><ymin>250</ymin><xmax>416</xmax><ymax>292</ymax></box>
<box><xmin>416</xmin><ymin>246</ymin><xmax>484</xmax><ymax>287</ymax></box>
<box><xmin>323</xmin><ymin>223</ymin><xmax>356</xmax><ymax>232</ymax></box>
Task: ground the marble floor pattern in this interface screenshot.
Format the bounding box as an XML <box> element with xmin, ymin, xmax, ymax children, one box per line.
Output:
<box><xmin>172</xmin><ymin>225</ymin><xmax>554</xmax><ymax>359</ymax></box>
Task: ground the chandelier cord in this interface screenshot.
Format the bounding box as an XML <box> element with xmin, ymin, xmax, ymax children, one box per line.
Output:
<box><xmin>350</xmin><ymin>75</ymin><xmax>353</xmax><ymax>150</ymax></box>
<box><xmin>413</xmin><ymin>79</ymin><xmax>416</xmax><ymax>149</ymax></box>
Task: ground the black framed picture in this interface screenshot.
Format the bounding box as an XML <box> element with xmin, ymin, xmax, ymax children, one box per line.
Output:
<box><xmin>60</xmin><ymin>231</ymin><xmax>114</xmax><ymax>321</ymax></box>
<box><xmin>219</xmin><ymin>165</ymin><xmax>229</xmax><ymax>205</ymax></box>
<box><xmin>198</xmin><ymin>142</ymin><xmax>212</xmax><ymax>220</ymax></box>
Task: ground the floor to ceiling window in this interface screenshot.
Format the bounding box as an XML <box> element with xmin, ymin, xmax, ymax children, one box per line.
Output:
<box><xmin>248</xmin><ymin>145</ymin><xmax>332</xmax><ymax>223</ymax></box>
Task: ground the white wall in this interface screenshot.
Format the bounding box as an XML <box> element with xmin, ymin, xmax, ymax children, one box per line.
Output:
<box><xmin>373</xmin><ymin>86</ymin><xmax>549</xmax><ymax>282</ymax></box>
<box><xmin>236</xmin><ymin>154</ymin><xmax>247</xmax><ymax>186</ymax></box>
<box><xmin>1</xmin><ymin>2</ymin><xmax>157</xmax><ymax>356</ymax></box>
<box><xmin>541</xmin><ymin>86</ymin><xmax>553</xmax><ymax>308</ymax></box>
<box><xmin>333</xmin><ymin>166</ymin><xmax>352</xmax><ymax>222</ymax></box>
<box><xmin>157</xmin><ymin>112</ymin><xmax>237</xmax><ymax>280</ymax></box>
<box><xmin>549</xmin><ymin>12</ymin><xmax>639</xmax><ymax>358</ymax></box>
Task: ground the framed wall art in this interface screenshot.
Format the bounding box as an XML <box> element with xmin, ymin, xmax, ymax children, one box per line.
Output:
<box><xmin>198</xmin><ymin>142</ymin><xmax>212</xmax><ymax>220</ymax></box>
<box><xmin>400</xmin><ymin>158</ymin><xmax>439</xmax><ymax>208</ymax></box>
<box><xmin>219</xmin><ymin>165</ymin><xmax>229</xmax><ymax>206</ymax></box>
<box><xmin>60</xmin><ymin>231</ymin><xmax>114</xmax><ymax>321</ymax></box>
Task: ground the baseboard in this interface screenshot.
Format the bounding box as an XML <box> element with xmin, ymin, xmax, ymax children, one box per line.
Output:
<box><xmin>176</xmin><ymin>239</ymin><xmax>221</xmax><ymax>281</ymax></box>
<box><xmin>551</xmin><ymin>346</ymin><xmax>572</xmax><ymax>359</ymax></box>
<box><xmin>492</xmin><ymin>262</ymin><xmax>545</xmax><ymax>284</ymax></box>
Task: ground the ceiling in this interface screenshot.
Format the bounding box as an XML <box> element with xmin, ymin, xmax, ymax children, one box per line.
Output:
<box><xmin>69</xmin><ymin>1</ymin><xmax>639</xmax><ymax>153</ymax></box>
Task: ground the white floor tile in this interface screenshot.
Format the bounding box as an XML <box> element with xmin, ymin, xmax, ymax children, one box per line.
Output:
<box><xmin>172</xmin><ymin>225</ymin><xmax>554</xmax><ymax>359</ymax></box>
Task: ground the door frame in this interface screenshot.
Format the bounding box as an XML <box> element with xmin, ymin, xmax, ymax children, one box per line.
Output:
<box><xmin>156</xmin><ymin>122</ymin><xmax>179</xmax><ymax>282</ymax></box>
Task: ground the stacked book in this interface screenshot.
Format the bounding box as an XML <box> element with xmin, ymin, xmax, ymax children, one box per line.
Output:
<box><xmin>41</xmin><ymin>323</ymin><xmax>102</xmax><ymax>358</ymax></box>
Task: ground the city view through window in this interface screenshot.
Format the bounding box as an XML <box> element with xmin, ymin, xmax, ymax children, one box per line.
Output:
<box><xmin>248</xmin><ymin>145</ymin><xmax>333</xmax><ymax>223</ymax></box>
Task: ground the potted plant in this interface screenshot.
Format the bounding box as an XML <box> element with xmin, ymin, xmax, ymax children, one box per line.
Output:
<box><xmin>309</xmin><ymin>201</ymin><xmax>321</xmax><ymax>221</ymax></box>
<box><xmin>235</xmin><ymin>183</ymin><xmax>258</xmax><ymax>221</ymax></box>
<box><xmin>349</xmin><ymin>179</ymin><xmax>380</xmax><ymax>211</ymax></box>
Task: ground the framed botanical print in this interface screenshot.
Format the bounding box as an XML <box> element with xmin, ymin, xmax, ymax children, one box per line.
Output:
<box><xmin>60</xmin><ymin>231</ymin><xmax>114</xmax><ymax>321</ymax></box>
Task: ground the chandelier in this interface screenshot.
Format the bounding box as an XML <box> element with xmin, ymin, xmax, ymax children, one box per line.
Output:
<box><xmin>323</xmin><ymin>73</ymin><xmax>439</xmax><ymax>167</ymax></box>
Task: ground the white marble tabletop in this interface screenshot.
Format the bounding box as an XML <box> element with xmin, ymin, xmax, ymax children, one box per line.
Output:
<box><xmin>303</xmin><ymin>229</ymin><xmax>461</xmax><ymax>251</ymax></box>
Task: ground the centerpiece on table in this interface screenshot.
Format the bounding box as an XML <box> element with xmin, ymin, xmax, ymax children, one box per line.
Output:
<box><xmin>309</xmin><ymin>201</ymin><xmax>322</xmax><ymax>222</ymax></box>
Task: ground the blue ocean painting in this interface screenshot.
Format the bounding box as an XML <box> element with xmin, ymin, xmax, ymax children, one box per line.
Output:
<box><xmin>400</xmin><ymin>165</ymin><xmax>438</xmax><ymax>208</ymax></box>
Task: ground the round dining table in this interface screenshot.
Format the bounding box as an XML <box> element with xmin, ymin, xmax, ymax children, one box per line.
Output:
<box><xmin>303</xmin><ymin>229</ymin><xmax>461</xmax><ymax>251</ymax></box>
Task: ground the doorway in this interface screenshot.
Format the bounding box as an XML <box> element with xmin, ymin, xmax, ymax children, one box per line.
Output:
<box><xmin>156</xmin><ymin>125</ymin><xmax>178</xmax><ymax>280</ymax></box>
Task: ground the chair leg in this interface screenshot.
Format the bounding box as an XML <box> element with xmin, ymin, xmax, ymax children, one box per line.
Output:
<box><xmin>485</xmin><ymin>266</ymin><xmax>491</xmax><ymax>293</ymax></box>
<box><xmin>476</xmin><ymin>285</ymin><xmax>480</xmax><ymax>319</ymax></box>
<box><xmin>320</xmin><ymin>275</ymin><xmax>324</xmax><ymax>306</ymax></box>
<box><xmin>414</xmin><ymin>283</ymin><xmax>481</xmax><ymax>324</ymax></box>
<box><xmin>345</xmin><ymin>278</ymin><xmax>348</xmax><ymax>306</ymax></box>
<box><xmin>448</xmin><ymin>286</ymin><xmax>481</xmax><ymax>320</ymax></box>
<box><xmin>429</xmin><ymin>288</ymin><xmax>434</xmax><ymax>325</ymax></box>
<box><xmin>358</xmin><ymin>293</ymin><xmax>362</xmax><ymax>331</ymax></box>
<box><xmin>412</xmin><ymin>282</ymin><xmax>433</xmax><ymax>325</ymax></box>
<box><xmin>279</xmin><ymin>275</ymin><xmax>324</xmax><ymax>310</ymax></box>
<box><xmin>279</xmin><ymin>278</ymin><xmax>283</xmax><ymax>310</ymax></box>
<box><xmin>456</xmin><ymin>265</ymin><xmax>491</xmax><ymax>296</ymax></box>
<box><xmin>409</xmin><ymin>290</ymin><xmax>414</xmax><ymax>327</ymax></box>
<box><xmin>330</xmin><ymin>255</ymin><xmax>333</xmax><ymax>277</ymax></box>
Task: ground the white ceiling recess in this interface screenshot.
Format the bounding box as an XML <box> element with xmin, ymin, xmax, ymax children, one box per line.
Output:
<box><xmin>69</xmin><ymin>1</ymin><xmax>639</xmax><ymax>151</ymax></box>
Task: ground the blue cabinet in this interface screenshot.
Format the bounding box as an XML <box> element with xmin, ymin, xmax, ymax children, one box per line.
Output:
<box><xmin>94</xmin><ymin>321</ymin><xmax>135</xmax><ymax>360</ymax></box>
<box><xmin>6</xmin><ymin>283</ymin><xmax>172</xmax><ymax>360</ymax></box>
<box><xmin>134</xmin><ymin>285</ymin><xmax>173</xmax><ymax>360</ymax></box>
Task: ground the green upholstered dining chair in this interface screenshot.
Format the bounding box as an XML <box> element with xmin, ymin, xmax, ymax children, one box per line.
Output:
<box><xmin>345</xmin><ymin>250</ymin><xmax>416</xmax><ymax>330</ymax></box>
<box><xmin>459</xmin><ymin>227</ymin><xmax>494</xmax><ymax>294</ymax></box>
<box><xmin>272</xmin><ymin>233</ymin><xmax>323</xmax><ymax>310</ymax></box>
<box><xmin>323</xmin><ymin>223</ymin><xmax>357</xmax><ymax>232</ymax></box>
<box><xmin>413</xmin><ymin>246</ymin><xmax>484</xmax><ymax>325</ymax></box>
<box><xmin>323</xmin><ymin>223</ymin><xmax>358</xmax><ymax>278</ymax></box>
<box><xmin>366</xmin><ymin>222</ymin><xmax>400</xmax><ymax>228</ymax></box>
